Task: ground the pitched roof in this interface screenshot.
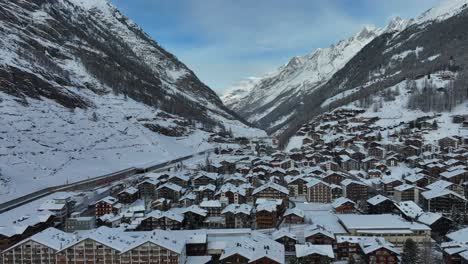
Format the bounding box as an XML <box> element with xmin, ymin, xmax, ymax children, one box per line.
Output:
<box><xmin>295</xmin><ymin>243</ymin><xmax>334</xmax><ymax>258</ymax></box>
<box><xmin>252</xmin><ymin>181</ymin><xmax>289</xmax><ymax>195</ymax></box>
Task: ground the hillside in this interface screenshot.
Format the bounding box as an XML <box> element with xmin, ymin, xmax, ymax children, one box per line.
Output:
<box><xmin>0</xmin><ymin>0</ymin><xmax>264</xmax><ymax>202</ymax></box>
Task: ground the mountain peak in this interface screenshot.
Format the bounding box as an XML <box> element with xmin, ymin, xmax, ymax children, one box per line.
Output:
<box><xmin>417</xmin><ymin>0</ymin><xmax>468</xmax><ymax>24</ymax></box>
<box><xmin>383</xmin><ymin>16</ymin><xmax>409</xmax><ymax>33</ymax></box>
<box><xmin>355</xmin><ymin>24</ymin><xmax>378</xmax><ymax>40</ymax></box>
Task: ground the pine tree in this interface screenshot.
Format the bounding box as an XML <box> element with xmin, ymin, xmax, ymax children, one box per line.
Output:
<box><xmin>90</xmin><ymin>112</ymin><xmax>99</xmax><ymax>122</ymax></box>
<box><xmin>401</xmin><ymin>238</ymin><xmax>419</xmax><ymax>264</ymax></box>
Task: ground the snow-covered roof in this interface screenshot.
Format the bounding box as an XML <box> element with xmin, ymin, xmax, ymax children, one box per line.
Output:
<box><xmin>394</xmin><ymin>184</ymin><xmax>415</xmax><ymax>192</ymax></box>
<box><xmin>219</xmin><ymin>232</ymin><xmax>285</xmax><ymax>264</ymax></box>
<box><xmin>200</xmin><ymin>199</ymin><xmax>222</xmax><ymax>208</ymax></box>
<box><xmin>295</xmin><ymin>243</ymin><xmax>334</xmax><ymax>258</ymax></box>
<box><xmin>38</xmin><ymin>200</ymin><xmax>66</xmax><ymax>211</ymax></box>
<box><xmin>216</xmin><ymin>183</ymin><xmax>247</xmax><ymax>196</ymax></box>
<box><xmin>447</xmin><ymin>227</ymin><xmax>468</xmax><ymax>244</ymax></box>
<box><xmin>359</xmin><ymin>237</ymin><xmax>400</xmax><ymax>255</ymax></box>
<box><xmin>119</xmin><ymin>186</ymin><xmax>138</xmax><ymax>195</ymax></box>
<box><xmin>306</xmin><ymin>178</ymin><xmax>330</xmax><ymax>188</ymax></box>
<box><xmin>367</xmin><ymin>194</ymin><xmax>390</xmax><ymax>206</ymax></box>
<box><xmin>183</xmin><ymin>205</ymin><xmax>208</xmax><ymax>217</ymax></box>
<box><xmin>157</xmin><ymin>182</ymin><xmax>184</xmax><ymax>192</ymax></box>
<box><xmin>283</xmin><ymin>207</ymin><xmax>305</xmax><ymax>218</ymax></box>
<box><xmin>271</xmin><ymin>228</ymin><xmax>297</xmax><ymax>241</ymax></box>
<box><xmin>196</xmin><ymin>184</ymin><xmax>216</xmax><ymax>192</ymax></box>
<box><xmin>252</xmin><ymin>181</ymin><xmax>289</xmax><ymax>195</ymax></box>
<box><xmin>221</xmin><ymin>203</ymin><xmax>252</xmax><ymax>215</ymax></box>
<box><xmin>440</xmin><ymin>169</ymin><xmax>467</xmax><ymax>179</ymax></box>
<box><xmin>338</xmin><ymin>214</ymin><xmax>430</xmax><ymax>232</ymax></box>
<box><xmin>341</xmin><ymin>179</ymin><xmax>366</xmax><ymax>187</ymax></box>
<box><xmin>97</xmin><ymin>196</ymin><xmax>119</xmax><ymax>205</ymax></box>
<box><xmin>304</xmin><ymin>224</ymin><xmax>335</xmax><ymax>240</ymax></box>
<box><xmin>256</xmin><ymin>200</ymin><xmax>278</xmax><ymax>212</ymax></box>
<box><xmin>421</xmin><ymin>188</ymin><xmax>466</xmax><ymax>200</ymax></box>
<box><xmin>142</xmin><ymin>209</ymin><xmax>184</xmax><ymax>223</ymax></box>
<box><xmin>332</xmin><ymin>197</ymin><xmax>355</xmax><ymax>208</ymax></box>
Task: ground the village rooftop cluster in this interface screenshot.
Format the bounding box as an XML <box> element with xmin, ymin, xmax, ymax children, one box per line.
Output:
<box><xmin>1</xmin><ymin>108</ymin><xmax>468</xmax><ymax>264</ymax></box>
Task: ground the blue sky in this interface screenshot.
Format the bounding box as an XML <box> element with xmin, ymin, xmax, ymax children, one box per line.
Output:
<box><xmin>110</xmin><ymin>0</ymin><xmax>441</xmax><ymax>93</ymax></box>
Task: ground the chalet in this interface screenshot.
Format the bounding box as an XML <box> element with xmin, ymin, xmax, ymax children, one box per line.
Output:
<box><xmin>402</xmin><ymin>145</ymin><xmax>420</xmax><ymax>157</ymax></box>
<box><xmin>394</xmin><ymin>184</ymin><xmax>420</xmax><ymax>203</ymax></box>
<box><xmin>215</xmin><ymin>183</ymin><xmax>247</xmax><ymax>204</ymax></box>
<box><xmin>337</xmin><ymin>155</ymin><xmax>360</xmax><ymax>171</ymax></box>
<box><xmin>331</xmin><ymin>184</ymin><xmax>343</xmax><ymax>200</ymax></box>
<box><xmin>368</xmin><ymin>146</ymin><xmax>385</xmax><ymax>159</ymax></box>
<box><xmin>224</xmin><ymin>173</ymin><xmax>249</xmax><ymax>185</ymax></box>
<box><xmin>305</xmin><ymin>225</ymin><xmax>336</xmax><ymax>245</ymax></box>
<box><xmin>137</xmin><ymin>178</ymin><xmax>159</xmax><ymax>199</ymax></box>
<box><xmin>195</xmin><ymin>184</ymin><xmax>216</xmax><ymax>201</ymax></box>
<box><xmin>255</xmin><ymin>200</ymin><xmax>279</xmax><ymax>229</ymax></box>
<box><xmin>332</xmin><ymin>197</ymin><xmax>356</xmax><ymax>214</ymax></box>
<box><xmin>156</xmin><ymin>182</ymin><xmax>185</xmax><ymax>201</ymax></box>
<box><xmin>168</xmin><ymin>173</ymin><xmax>190</xmax><ymax>187</ymax></box>
<box><xmin>272</xmin><ymin>228</ymin><xmax>298</xmax><ymax>252</ymax></box>
<box><xmin>285</xmin><ymin>175</ymin><xmax>309</xmax><ymax>197</ymax></box>
<box><xmin>199</xmin><ymin>199</ymin><xmax>223</xmax><ymax>217</ymax></box>
<box><xmin>404</xmin><ymin>174</ymin><xmax>429</xmax><ymax>188</ymax></box>
<box><xmin>306</xmin><ymin>179</ymin><xmax>332</xmax><ymax>203</ymax></box>
<box><xmin>341</xmin><ymin>179</ymin><xmax>369</xmax><ymax>202</ymax></box>
<box><xmin>368</xmin><ymin>169</ymin><xmax>382</xmax><ymax>178</ymax></box>
<box><xmin>283</xmin><ymin>208</ymin><xmax>305</xmax><ymax>224</ymax></box>
<box><xmin>151</xmin><ymin>198</ymin><xmax>170</xmax><ymax>211</ymax></box>
<box><xmin>439</xmin><ymin>136</ymin><xmax>459</xmax><ymax>150</ymax></box>
<box><xmin>95</xmin><ymin>196</ymin><xmax>121</xmax><ymax>217</ymax></box>
<box><xmin>361</xmin><ymin>157</ymin><xmax>379</xmax><ymax>171</ymax></box>
<box><xmin>358</xmin><ymin>237</ymin><xmax>400</xmax><ymax>264</ymax></box>
<box><xmin>137</xmin><ymin>210</ymin><xmax>184</xmax><ymax>230</ymax></box>
<box><xmin>367</xmin><ymin>195</ymin><xmax>396</xmax><ymax>214</ymax></box>
<box><xmin>117</xmin><ymin>187</ymin><xmax>139</xmax><ymax>204</ymax></box>
<box><xmin>182</xmin><ymin>205</ymin><xmax>208</xmax><ymax>229</ymax></box>
<box><xmin>178</xmin><ymin>192</ymin><xmax>196</xmax><ymax>206</ymax></box>
<box><xmin>421</xmin><ymin>188</ymin><xmax>467</xmax><ymax>214</ymax></box>
<box><xmin>219</xmin><ymin>234</ymin><xmax>284</xmax><ymax>264</ymax></box>
<box><xmin>440</xmin><ymin>168</ymin><xmax>468</xmax><ymax>184</ymax></box>
<box><xmin>295</xmin><ymin>244</ymin><xmax>335</xmax><ymax>264</ymax></box>
<box><xmin>381</xmin><ymin>177</ymin><xmax>403</xmax><ymax>197</ymax></box>
<box><xmin>441</xmin><ymin>227</ymin><xmax>468</xmax><ymax>264</ymax></box>
<box><xmin>193</xmin><ymin>172</ymin><xmax>219</xmax><ymax>187</ymax></box>
<box><xmin>321</xmin><ymin>171</ymin><xmax>346</xmax><ymax>185</ymax></box>
<box><xmin>221</xmin><ymin>203</ymin><xmax>252</xmax><ymax>228</ymax></box>
<box><xmin>252</xmin><ymin>181</ymin><xmax>289</xmax><ymax>203</ymax></box>
<box><xmin>0</xmin><ymin>213</ymin><xmax>55</xmax><ymax>252</ymax></box>
<box><xmin>386</xmin><ymin>155</ymin><xmax>399</xmax><ymax>167</ymax></box>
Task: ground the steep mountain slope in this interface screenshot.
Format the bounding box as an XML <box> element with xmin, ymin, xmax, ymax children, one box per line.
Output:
<box><xmin>0</xmin><ymin>0</ymin><xmax>264</xmax><ymax>201</ymax></box>
<box><xmin>278</xmin><ymin>0</ymin><xmax>468</xmax><ymax>146</ymax></box>
<box><xmin>223</xmin><ymin>17</ymin><xmax>410</xmax><ymax>131</ymax></box>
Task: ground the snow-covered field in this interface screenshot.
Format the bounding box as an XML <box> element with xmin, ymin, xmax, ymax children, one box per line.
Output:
<box><xmin>0</xmin><ymin>90</ymin><xmax>264</xmax><ymax>203</ymax></box>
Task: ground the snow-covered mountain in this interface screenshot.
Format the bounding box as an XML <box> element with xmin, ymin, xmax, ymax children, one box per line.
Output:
<box><xmin>221</xmin><ymin>77</ymin><xmax>262</xmax><ymax>110</ymax></box>
<box><xmin>0</xmin><ymin>0</ymin><xmax>264</xmax><ymax>202</ymax></box>
<box><xmin>224</xmin><ymin>0</ymin><xmax>468</xmax><ymax>140</ymax></box>
<box><xmin>223</xmin><ymin>17</ymin><xmax>411</xmax><ymax>131</ymax></box>
<box><xmin>275</xmin><ymin>0</ymin><xmax>468</xmax><ymax>146</ymax></box>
